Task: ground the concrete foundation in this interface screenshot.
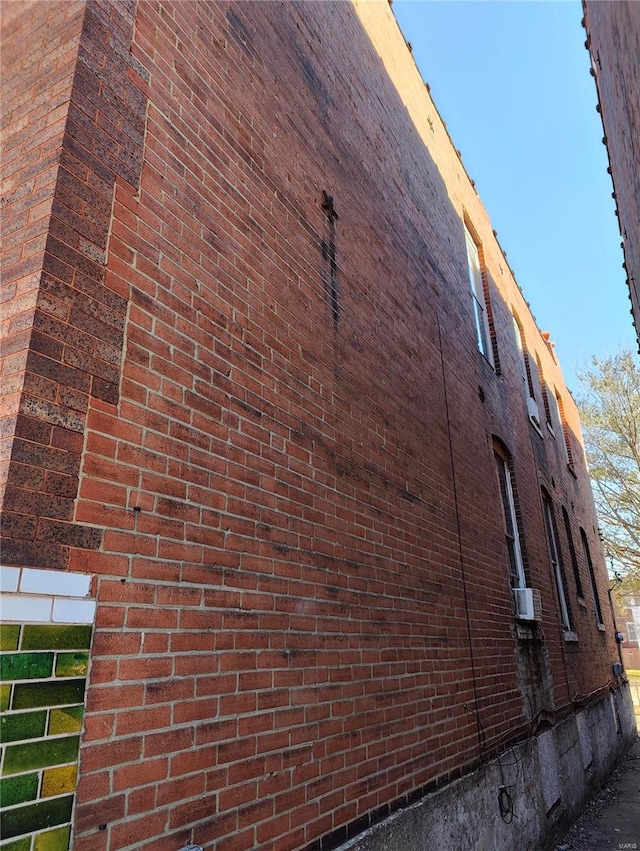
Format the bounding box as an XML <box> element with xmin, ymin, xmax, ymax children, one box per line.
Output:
<box><xmin>338</xmin><ymin>685</ymin><xmax>636</xmax><ymax>851</ymax></box>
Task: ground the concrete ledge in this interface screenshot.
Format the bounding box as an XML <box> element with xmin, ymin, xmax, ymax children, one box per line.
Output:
<box><xmin>337</xmin><ymin>685</ymin><xmax>636</xmax><ymax>851</ymax></box>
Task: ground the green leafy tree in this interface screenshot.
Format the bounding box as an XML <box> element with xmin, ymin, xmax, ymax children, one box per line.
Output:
<box><xmin>577</xmin><ymin>348</ymin><xmax>640</xmax><ymax>579</ymax></box>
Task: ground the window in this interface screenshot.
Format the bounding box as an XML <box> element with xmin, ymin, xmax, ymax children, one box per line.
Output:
<box><xmin>536</xmin><ymin>353</ymin><xmax>554</xmax><ymax>433</ymax></box>
<box><xmin>580</xmin><ymin>528</ymin><xmax>604</xmax><ymax>627</ymax></box>
<box><xmin>542</xmin><ymin>491</ymin><xmax>572</xmax><ymax>631</ymax></box>
<box><xmin>465</xmin><ymin>224</ymin><xmax>494</xmax><ymax>365</ymax></box>
<box><xmin>554</xmin><ymin>389</ymin><xmax>574</xmax><ymax>467</ymax></box>
<box><xmin>512</xmin><ymin>314</ymin><xmax>540</xmax><ymax>427</ymax></box>
<box><xmin>561</xmin><ymin>506</ymin><xmax>584</xmax><ymax>599</ymax></box>
<box><xmin>494</xmin><ymin>443</ymin><xmax>526</xmax><ymax>589</ymax></box>
<box><xmin>626</xmin><ymin>622</ymin><xmax>638</xmax><ymax>643</ymax></box>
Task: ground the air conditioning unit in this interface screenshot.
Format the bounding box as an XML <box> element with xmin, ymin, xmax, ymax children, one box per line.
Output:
<box><xmin>526</xmin><ymin>396</ymin><xmax>540</xmax><ymax>425</ymax></box>
<box><xmin>513</xmin><ymin>587</ymin><xmax>542</xmax><ymax>621</ymax></box>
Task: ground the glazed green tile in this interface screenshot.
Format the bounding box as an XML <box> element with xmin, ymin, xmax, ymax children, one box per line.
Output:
<box><xmin>48</xmin><ymin>706</ymin><xmax>83</xmax><ymax>736</ymax></box>
<box><xmin>0</xmin><ymin>838</ymin><xmax>32</xmax><ymax>851</ymax></box>
<box><xmin>12</xmin><ymin>679</ymin><xmax>85</xmax><ymax>711</ymax></box>
<box><xmin>0</xmin><ymin>795</ymin><xmax>73</xmax><ymax>839</ymax></box>
<box><xmin>0</xmin><ymin>710</ymin><xmax>47</xmax><ymax>743</ymax></box>
<box><xmin>1</xmin><ymin>684</ymin><xmax>11</xmax><ymax>712</ymax></box>
<box><xmin>33</xmin><ymin>825</ymin><xmax>71</xmax><ymax>851</ymax></box>
<box><xmin>2</xmin><ymin>735</ymin><xmax>79</xmax><ymax>775</ymax></box>
<box><xmin>0</xmin><ymin>654</ymin><xmax>54</xmax><ymax>682</ymax></box>
<box><xmin>54</xmin><ymin>653</ymin><xmax>88</xmax><ymax>678</ymax></box>
<box><xmin>41</xmin><ymin>764</ymin><xmax>77</xmax><ymax>798</ymax></box>
<box><xmin>21</xmin><ymin>626</ymin><xmax>91</xmax><ymax>652</ymax></box>
<box><xmin>0</xmin><ymin>772</ymin><xmax>39</xmax><ymax>807</ymax></box>
<box><xmin>0</xmin><ymin>626</ymin><xmax>20</xmax><ymax>652</ymax></box>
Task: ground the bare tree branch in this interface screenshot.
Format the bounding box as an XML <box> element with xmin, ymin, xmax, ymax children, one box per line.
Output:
<box><xmin>577</xmin><ymin>349</ymin><xmax>640</xmax><ymax>581</ymax></box>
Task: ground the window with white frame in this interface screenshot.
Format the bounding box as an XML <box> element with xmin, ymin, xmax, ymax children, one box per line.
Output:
<box><xmin>542</xmin><ymin>491</ymin><xmax>572</xmax><ymax>631</ymax></box>
<box><xmin>465</xmin><ymin>224</ymin><xmax>494</xmax><ymax>365</ymax></box>
<box><xmin>494</xmin><ymin>444</ymin><xmax>526</xmax><ymax>589</ymax></box>
<box><xmin>512</xmin><ymin>314</ymin><xmax>540</xmax><ymax>427</ymax></box>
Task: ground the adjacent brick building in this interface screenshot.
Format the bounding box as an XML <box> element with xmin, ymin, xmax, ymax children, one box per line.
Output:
<box><xmin>1</xmin><ymin>2</ymin><xmax>636</xmax><ymax>850</ymax></box>
<box><xmin>583</xmin><ymin>0</ymin><xmax>640</xmax><ymax>347</ymax></box>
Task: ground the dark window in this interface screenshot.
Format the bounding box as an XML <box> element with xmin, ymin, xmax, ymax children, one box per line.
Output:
<box><xmin>536</xmin><ymin>353</ymin><xmax>553</xmax><ymax>432</ymax></box>
<box><xmin>580</xmin><ymin>528</ymin><xmax>604</xmax><ymax>626</ymax></box>
<box><xmin>542</xmin><ymin>492</ymin><xmax>572</xmax><ymax>631</ymax></box>
<box><xmin>562</xmin><ymin>507</ymin><xmax>584</xmax><ymax>599</ymax></box>
<box><xmin>554</xmin><ymin>390</ymin><xmax>574</xmax><ymax>467</ymax></box>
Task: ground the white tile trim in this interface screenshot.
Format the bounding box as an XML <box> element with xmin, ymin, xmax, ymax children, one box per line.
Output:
<box><xmin>52</xmin><ymin>598</ymin><xmax>97</xmax><ymax>624</ymax></box>
<box><xmin>0</xmin><ymin>567</ymin><xmax>96</xmax><ymax>625</ymax></box>
<box><xmin>20</xmin><ymin>567</ymin><xmax>91</xmax><ymax>598</ymax></box>
<box><xmin>0</xmin><ymin>566</ymin><xmax>20</xmax><ymax>593</ymax></box>
<box><xmin>0</xmin><ymin>594</ymin><xmax>54</xmax><ymax>623</ymax></box>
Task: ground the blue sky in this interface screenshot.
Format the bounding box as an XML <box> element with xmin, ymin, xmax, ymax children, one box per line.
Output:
<box><xmin>392</xmin><ymin>0</ymin><xmax>636</xmax><ymax>394</ymax></box>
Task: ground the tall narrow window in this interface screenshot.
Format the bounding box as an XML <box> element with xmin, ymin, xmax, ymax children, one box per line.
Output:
<box><xmin>494</xmin><ymin>444</ymin><xmax>526</xmax><ymax>589</ymax></box>
<box><xmin>554</xmin><ymin>389</ymin><xmax>574</xmax><ymax>467</ymax></box>
<box><xmin>542</xmin><ymin>491</ymin><xmax>572</xmax><ymax>631</ymax></box>
<box><xmin>561</xmin><ymin>506</ymin><xmax>584</xmax><ymax>599</ymax></box>
<box><xmin>536</xmin><ymin>353</ymin><xmax>553</xmax><ymax>432</ymax></box>
<box><xmin>512</xmin><ymin>314</ymin><xmax>540</xmax><ymax>427</ymax></box>
<box><xmin>465</xmin><ymin>224</ymin><xmax>494</xmax><ymax>365</ymax></box>
<box><xmin>580</xmin><ymin>528</ymin><xmax>604</xmax><ymax>627</ymax></box>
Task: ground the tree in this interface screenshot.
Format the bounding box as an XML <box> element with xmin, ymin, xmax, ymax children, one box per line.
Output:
<box><xmin>576</xmin><ymin>348</ymin><xmax>640</xmax><ymax>579</ymax></box>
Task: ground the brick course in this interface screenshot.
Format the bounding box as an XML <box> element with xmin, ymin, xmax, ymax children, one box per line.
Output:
<box><xmin>1</xmin><ymin>2</ymin><xmax>623</xmax><ymax>850</ymax></box>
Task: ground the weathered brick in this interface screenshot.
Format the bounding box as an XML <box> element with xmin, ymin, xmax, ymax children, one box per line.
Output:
<box><xmin>1</xmin><ymin>2</ymin><xmax>622</xmax><ymax>851</ymax></box>
<box><xmin>36</xmin><ymin>518</ymin><xmax>102</xmax><ymax>548</ymax></box>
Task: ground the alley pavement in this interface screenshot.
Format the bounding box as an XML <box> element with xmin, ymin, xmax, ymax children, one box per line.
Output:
<box><xmin>556</xmin><ymin>736</ymin><xmax>640</xmax><ymax>851</ymax></box>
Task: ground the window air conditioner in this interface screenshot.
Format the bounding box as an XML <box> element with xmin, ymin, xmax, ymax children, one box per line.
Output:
<box><xmin>513</xmin><ymin>587</ymin><xmax>542</xmax><ymax>621</ymax></box>
<box><xmin>526</xmin><ymin>396</ymin><xmax>540</xmax><ymax>424</ymax></box>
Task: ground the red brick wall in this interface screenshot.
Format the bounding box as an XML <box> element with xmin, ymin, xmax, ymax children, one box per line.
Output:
<box><xmin>583</xmin><ymin>0</ymin><xmax>640</xmax><ymax>343</ymax></box>
<box><xmin>1</xmin><ymin>0</ymin><xmax>85</xmax><ymax>506</ymax></box>
<box><xmin>2</xmin><ymin>2</ymin><xmax>621</xmax><ymax>850</ymax></box>
<box><xmin>1</xmin><ymin>0</ymin><xmax>148</xmax><ymax>570</ymax></box>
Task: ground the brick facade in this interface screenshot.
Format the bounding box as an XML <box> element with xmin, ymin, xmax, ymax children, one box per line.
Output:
<box><xmin>1</xmin><ymin>2</ymin><xmax>632</xmax><ymax>850</ymax></box>
<box><xmin>583</xmin><ymin>0</ymin><xmax>640</xmax><ymax>347</ymax></box>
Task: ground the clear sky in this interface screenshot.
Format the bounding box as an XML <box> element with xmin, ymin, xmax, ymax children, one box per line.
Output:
<box><xmin>392</xmin><ymin>0</ymin><xmax>636</xmax><ymax>394</ymax></box>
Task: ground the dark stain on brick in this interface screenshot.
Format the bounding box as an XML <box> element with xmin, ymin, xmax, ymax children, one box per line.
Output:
<box><xmin>321</xmin><ymin>193</ymin><xmax>340</xmax><ymax>330</ymax></box>
<box><xmin>226</xmin><ymin>8</ymin><xmax>255</xmax><ymax>58</ymax></box>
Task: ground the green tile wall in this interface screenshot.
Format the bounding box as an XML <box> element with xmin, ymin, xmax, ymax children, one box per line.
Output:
<box><xmin>1</xmin><ymin>624</ymin><xmax>92</xmax><ymax>851</ymax></box>
<box><xmin>3</xmin><ymin>736</ymin><xmax>80</xmax><ymax>775</ymax></box>
<box><xmin>12</xmin><ymin>680</ymin><xmax>85</xmax><ymax>711</ymax></box>
<box><xmin>21</xmin><ymin>627</ymin><xmax>91</xmax><ymax>652</ymax></box>
<box><xmin>1</xmin><ymin>685</ymin><xmax>11</xmax><ymax>712</ymax></box>
<box><xmin>48</xmin><ymin>708</ymin><xmax>83</xmax><ymax>737</ymax></box>
<box><xmin>0</xmin><ymin>655</ymin><xmax>53</xmax><ymax>682</ymax></box>
<box><xmin>0</xmin><ymin>774</ymin><xmax>39</xmax><ymax>808</ymax></box>
<box><xmin>0</xmin><ymin>627</ymin><xmax>20</xmax><ymax>652</ymax></box>
<box><xmin>1</xmin><ymin>711</ymin><xmax>47</xmax><ymax>743</ymax></box>
<box><xmin>54</xmin><ymin>654</ymin><xmax>88</xmax><ymax>679</ymax></box>
<box><xmin>34</xmin><ymin>825</ymin><xmax>71</xmax><ymax>851</ymax></box>
<box><xmin>41</xmin><ymin>765</ymin><xmax>77</xmax><ymax>799</ymax></box>
<box><xmin>0</xmin><ymin>838</ymin><xmax>31</xmax><ymax>851</ymax></box>
<box><xmin>0</xmin><ymin>795</ymin><xmax>74</xmax><ymax>840</ymax></box>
